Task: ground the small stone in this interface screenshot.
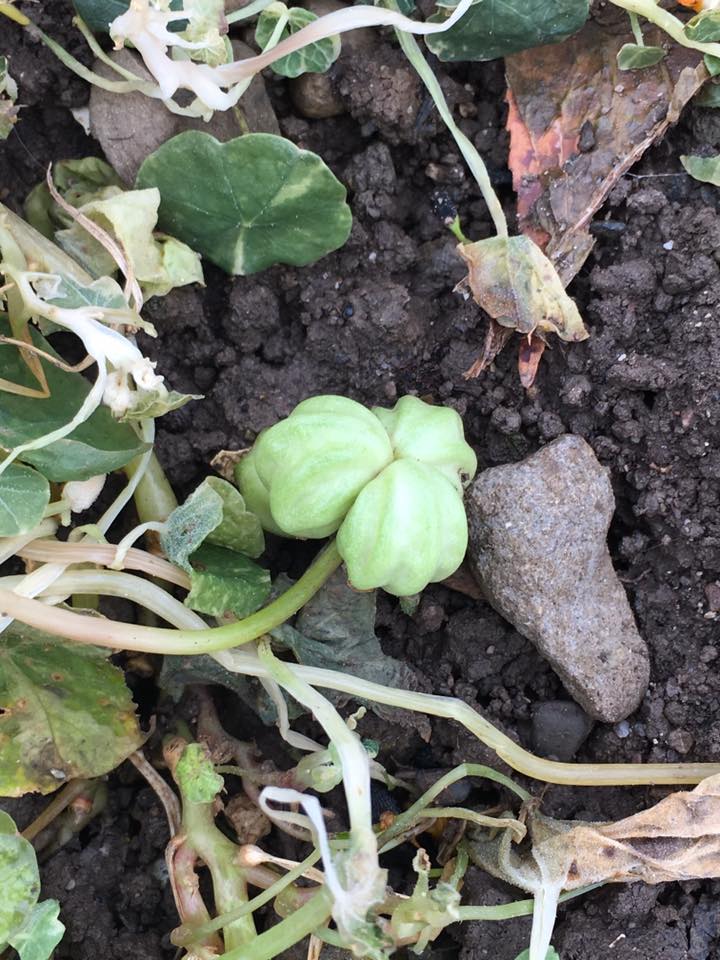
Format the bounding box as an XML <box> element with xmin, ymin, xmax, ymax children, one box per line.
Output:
<box><xmin>700</xmin><ymin>645</ymin><xmax>718</xmax><ymax>663</ymax></box>
<box><xmin>667</xmin><ymin>729</ymin><xmax>694</xmax><ymax>755</ymax></box>
<box><xmin>466</xmin><ymin>435</ymin><xmax>650</xmax><ymax>722</ymax></box>
<box><xmin>531</xmin><ymin>700</ymin><xmax>594</xmax><ymax>761</ymax></box>
<box><xmin>705</xmin><ymin>582</ymin><xmax>720</xmax><ymax>612</ymax></box>
<box><xmin>290</xmin><ymin>71</ymin><xmax>345</xmax><ymax>119</ymax></box>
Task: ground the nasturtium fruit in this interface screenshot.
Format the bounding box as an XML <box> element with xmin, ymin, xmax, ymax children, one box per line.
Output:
<box><xmin>236</xmin><ymin>394</ymin><xmax>476</xmax><ymax>596</ymax></box>
<box><xmin>255</xmin><ymin>3</ymin><xmax>341</xmax><ymax>78</ymax></box>
<box><xmin>425</xmin><ymin>0</ymin><xmax>589</xmax><ymax>64</ymax></box>
<box><xmin>337</xmin><ymin>459</ymin><xmax>470</xmax><ymax>597</ymax></box>
<box><xmin>136</xmin><ymin>131</ymin><xmax>353</xmax><ymax>275</ymax></box>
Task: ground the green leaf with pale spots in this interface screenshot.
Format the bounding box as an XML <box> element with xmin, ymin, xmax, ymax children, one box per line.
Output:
<box><xmin>0</xmin><ymin>813</ymin><xmax>39</xmax><ymax>943</ymax></box>
<box><xmin>135</xmin><ymin>132</ymin><xmax>352</xmax><ymax>275</ymax></box>
<box><xmin>185</xmin><ymin>543</ymin><xmax>271</xmax><ymax>618</ymax></box>
<box><xmin>0</xmin><ymin>464</ymin><xmax>50</xmax><ymax>537</ymax></box>
<box><xmin>0</xmin><ymin>624</ymin><xmax>142</xmax><ymax>796</ymax></box>
<box><xmin>426</xmin><ymin>0</ymin><xmax>588</xmax><ymax>63</ymax></box>
<box><xmin>8</xmin><ymin>901</ymin><xmax>65</xmax><ymax>960</ymax></box>
<box><xmin>255</xmin><ymin>3</ymin><xmax>340</xmax><ymax>78</ymax></box>
<box><xmin>161</xmin><ymin>476</ymin><xmax>265</xmax><ymax>569</ymax></box>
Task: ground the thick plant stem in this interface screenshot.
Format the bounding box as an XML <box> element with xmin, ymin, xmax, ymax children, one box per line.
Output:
<box><xmin>218</xmin><ymin>889</ymin><xmax>333</xmax><ymax>960</ymax></box>
<box><xmin>394</xmin><ymin>26</ymin><xmax>508</xmax><ymax>238</ymax></box>
<box><xmin>126</xmin><ymin>451</ymin><xmax>178</xmax><ymax>525</ymax></box>
<box><xmin>0</xmin><ymin>540</ymin><xmax>342</xmax><ymax>653</ymax></box>
<box><xmin>0</xmin><ymin>3</ymin><xmax>29</xmax><ymax>25</ymax></box>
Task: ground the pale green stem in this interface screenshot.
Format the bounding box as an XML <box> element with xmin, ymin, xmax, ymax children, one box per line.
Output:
<box><xmin>73</xmin><ymin>15</ymin><xmax>151</xmax><ymax>81</ymax></box>
<box><xmin>126</xmin><ymin>450</ymin><xmax>178</xmax><ymax>524</ymax></box>
<box><xmin>456</xmin><ymin>884</ymin><xmax>603</xmax><ymax>922</ymax></box>
<box><xmin>218</xmin><ymin>889</ymin><xmax>333</xmax><ymax>960</ymax></box>
<box><xmin>629</xmin><ymin>11</ymin><xmax>644</xmax><ymax>46</ymax></box>
<box><xmin>226</xmin><ymin>0</ymin><xmax>276</xmax><ymax>23</ymax></box>
<box><xmin>394</xmin><ymin>25</ymin><xmax>508</xmax><ymax>238</ymax></box>
<box><xmin>610</xmin><ymin>0</ymin><xmax>720</xmax><ymax>58</ymax></box>
<box><xmin>214</xmin><ymin>649</ymin><xmax>720</xmax><ymax>787</ymax></box>
<box><xmin>0</xmin><ymin>539</ymin><xmax>342</xmax><ymax>653</ymax></box>
<box><xmin>262</xmin><ymin>8</ymin><xmax>291</xmax><ymax>52</ymax></box>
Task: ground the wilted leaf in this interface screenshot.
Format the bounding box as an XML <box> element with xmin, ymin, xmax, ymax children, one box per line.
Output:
<box><xmin>186</xmin><ymin>543</ymin><xmax>271</xmax><ymax>618</ymax></box>
<box><xmin>471</xmin><ymin>774</ymin><xmax>720</xmax><ymax>960</ymax></box>
<box><xmin>0</xmin><ymin>318</ymin><xmax>148</xmax><ymax>481</ymax></box>
<box><xmin>161</xmin><ymin>476</ymin><xmax>265</xmax><ymax>569</ymax></box>
<box><xmin>0</xmin><ymin>624</ymin><xmax>142</xmax><ymax>795</ymax></box>
<box><xmin>25</xmin><ymin>158</ymin><xmax>122</xmax><ymax>240</ymax></box>
<box><xmin>9</xmin><ymin>901</ymin><xmax>65</xmax><ymax>960</ymax></box>
<box><xmin>458</xmin><ymin>236</ymin><xmax>587</xmax><ymax>386</ymax></box>
<box><xmin>273</xmin><ymin>570</ymin><xmax>431</xmax><ymax>736</ymax></box>
<box><xmin>255</xmin><ymin>3</ymin><xmax>340</xmax><ymax>78</ymax></box>
<box><xmin>616</xmin><ymin>43</ymin><xmax>666</xmax><ymax>71</ymax></box>
<box><xmin>681</xmin><ymin>153</ymin><xmax>720</xmax><ymax>185</ymax></box>
<box><xmin>505</xmin><ymin>21</ymin><xmax>707</xmax><ymax>283</ymax></box>
<box><xmin>118</xmin><ymin>386</ymin><xmax>198</xmax><ymax>422</ymax></box>
<box><xmin>135</xmin><ymin>131</ymin><xmax>353</xmax><ymax>275</ymax></box>
<box><xmin>426</xmin><ymin>0</ymin><xmax>588</xmax><ymax>64</ymax></box>
<box><xmin>175</xmin><ymin>742</ymin><xmax>224</xmax><ymax>804</ymax></box>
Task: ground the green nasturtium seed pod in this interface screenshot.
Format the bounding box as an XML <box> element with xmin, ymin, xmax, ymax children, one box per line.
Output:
<box><xmin>235</xmin><ymin>393</ymin><xmax>477</xmax><ymax>595</ymax></box>
<box><xmin>239</xmin><ymin>395</ymin><xmax>393</xmax><ymax>539</ymax></box>
<box><xmin>372</xmin><ymin>394</ymin><xmax>477</xmax><ymax>494</ymax></box>
<box><xmin>336</xmin><ymin>459</ymin><xmax>469</xmax><ymax>597</ymax></box>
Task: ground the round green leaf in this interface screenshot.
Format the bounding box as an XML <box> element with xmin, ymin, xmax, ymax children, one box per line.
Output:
<box><xmin>255</xmin><ymin>4</ymin><xmax>341</xmax><ymax>78</ymax></box>
<box><xmin>0</xmin><ymin>464</ymin><xmax>50</xmax><ymax>537</ymax></box>
<box><xmin>616</xmin><ymin>44</ymin><xmax>666</xmax><ymax>71</ymax></box>
<box><xmin>136</xmin><ymin>131</ymin><xmax>353</xmax><ymax>275</ymax></box>
<box><xmin>72</xmin><ymin>0</ymin><xmax>129</xmax><ymax>32</ymax></box>
<box><xmin>0</xmin><ymin>625</ymin><xmax>143</xmax><ymax>796</ymax></box>
<box><xmin>426</xmin><ymin>0</ymin><xmax>589</xmax><ymax>63</ymax></box>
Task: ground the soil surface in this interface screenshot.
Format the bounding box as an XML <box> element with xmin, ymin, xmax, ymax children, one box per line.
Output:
<box><xmin>3</xmin><ymin>2</ymin><xmax>720</xmax><ymax>959</ymax></box>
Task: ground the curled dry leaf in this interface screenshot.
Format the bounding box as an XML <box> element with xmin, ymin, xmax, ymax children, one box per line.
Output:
<box><xmin>505</xmin><ymin>20</ymin><xmax>708</xmax><ymax>284</ymax></box>
<box><xmin>470</xmin><ymin>774</ymin><xmax>720</xmax><ymax>960</ymax></box>
<box><xmin>458</xmin><ymin>236</ymin><xmax>588</xmax><ymax>387</ymax></box>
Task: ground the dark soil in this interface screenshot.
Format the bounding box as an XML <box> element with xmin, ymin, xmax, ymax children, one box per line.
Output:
<box><xmin>3</xmin><ymin>2</ymin><xmax>720</xmax><ymax>959</ymax></box>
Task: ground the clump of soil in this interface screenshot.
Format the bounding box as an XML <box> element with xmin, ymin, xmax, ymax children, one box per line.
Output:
<box><xmin>3</xmin><ymin>2</ymin><xmax>720</xmax><ymax>958</ymax></box>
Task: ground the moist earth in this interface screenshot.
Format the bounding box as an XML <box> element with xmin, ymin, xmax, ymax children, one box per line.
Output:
<box><xmin>3</xmin><ymin>2</ymin><xmax>720</xmax><ymax>958</ymax></box>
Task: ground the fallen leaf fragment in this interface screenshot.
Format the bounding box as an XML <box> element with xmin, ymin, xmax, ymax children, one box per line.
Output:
<box><xmin>505</xmin><ymin>20</ymin><xmax>708</xmax><ymax>283</ymax></box>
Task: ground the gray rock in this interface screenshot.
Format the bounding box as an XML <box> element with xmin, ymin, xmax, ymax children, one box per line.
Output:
<box><xmin>466</xmin><ymin>435</ymin><xmax>650</xmax><ymax>723</ymax></box>
<box><xmin>531</xmin><ymin>700</ymin><xmax>594</xmax><ymax>761</ymax></box>
<box><xmin>89</xmin><ymin>43</ymin><xmax>279</xmax><ymax>184</ymax></box>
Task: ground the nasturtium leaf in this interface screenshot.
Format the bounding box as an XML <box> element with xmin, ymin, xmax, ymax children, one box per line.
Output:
<box><xmin>118</xmin><ymin>387</ymin><xmax>198</xmax><ymax>423</ymax></box>
<box><xmin>0</xmin><ymin>56</ymin><xmax>18</xmax><ymax>141</ymax></box>
<box><xmin>0</xmin><ymin>463</ymin><xmax>50</xmax><ymax>537</ymax></box>
<box><xmin>186</xmin><ymin>543</ymin><xmax>271</xmax><ymax>618</ymax></box>
<box><xmin>0</xmin><ymin>624</ymin><xmax>142</xmax><ymax>796</ymax></box>
<box><xmin>426</xmin><ymin>0</ymin><xmax>589</xmax><ymax>63</ymax></box>
<box><xmin>686</xmin><ymin>10</ymin><xmax>720</xmax><ymax>44</ymax></box>
<box><xmin>255</xmin><ymin>3</ymin><xmax>341</xmax><ymax>78</ymax></box>
<box><xmin>617</xmin><ymin>43</ymin><xmax>666</xmax><ymax>71</ymax></box>
<box><xmin>681</xmin><ymin>153</ymin><xmax>720</xmax><ymax>185</ymax></box>
<box><xmin>175</xmin><ymin>742</ymin><xmax>224</xmax><ymax>804</ymax></box>
<box><xmin>0</xmin><ymin>814</ymin><xmax>40</xmax><ymax>940</ymax></box>
<box><xmin>135</xmin><ymin>131</ymin><xmax>353</xmax><ymax>275</ymax></box>
<box><xmin>73</xmin><ymin>0</ymin><xmax>130</xmax><ymax>32</ymax></box>
<box><xmin>9</xmin><ymin>901</ymin><xmax>65</xmax><ymax>960</ymax></box>
<box><xmin>0</xmin><ymin>319</ymin><xmax>148</xmax><ymax>481</ymax></box>
<box><xmin>161</xmin><ymin>476</ymin><xmax>265</xmax><ymax>569</ymax></box>
<box><xmin>696</xmin><ymin>81</ymin><xmax>720</xmax><ymax>107</ymax></box>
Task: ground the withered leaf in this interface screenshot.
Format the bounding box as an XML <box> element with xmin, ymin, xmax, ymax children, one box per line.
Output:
<box><xmin>505</xmin><ymin>20</ymin><xmax>707</xmax><ymax>283</ymax></box>
<box><xmin>458</xmin><ymin>236</ymin><xmax>588</xmax><ymax>385</ymax></box>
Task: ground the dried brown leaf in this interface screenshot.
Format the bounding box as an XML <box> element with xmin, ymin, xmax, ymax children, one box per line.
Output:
<box><xmin>505</xmin><ymin>21</ymin><xmax>707</xmax><ymax>283</ymax></box>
